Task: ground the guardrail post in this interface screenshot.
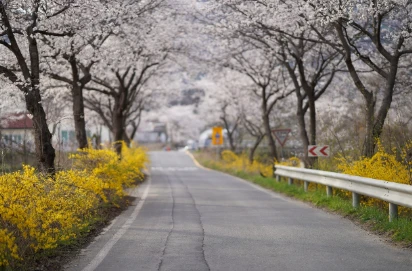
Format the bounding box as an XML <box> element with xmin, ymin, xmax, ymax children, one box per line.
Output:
<box><xmin>288</xmin><ymin>177</ymin><xmax>293</xmax><ymax>186</ymax></box>
<box><xmin>326</xmin><ymin>186</ymin><xmax>333</xmax><ymax>197</ymax></box>
<box><xmin>276</xmin><ymin>175</ymin><xmax>280</xmax><ymax>182</ymax></box>
<box><xmin>352</xmin><ymin>192</ymin><xmax>360</xmax><ymax>208</ymax></box>
<box><xmin>389</xmin><ymin>203</ymin><xmax>398</xmax><ymax>222</ymax></box>
<box><xmin>304</xmin><ymin>181</ymin><xmax>309</xmax><ymax>192</ymax></box>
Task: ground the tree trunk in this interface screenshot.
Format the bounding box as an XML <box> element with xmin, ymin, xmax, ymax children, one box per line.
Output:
<box><xmin>112</xmin><ymin>90</ymin><xmax>127</xmax><ymax>155</ymax></box>
<box><xmin>296</xmin><ymin>96</ymin><xmax>310</xmax><ymax>166</ymax></box>
<box><xmin>69</xmin><ymin>57</ymin><xmax>89</xmax><ymax>149</ymax></box>
<box><xmin>123</xmin><ymin>133</ymin><xmax>131</xmax><ymax>147</ymax></box>
<box><xmin>25</xmin><ymin>88</ymin><xmax>56</xmax><ymax>174</ymax></box>
<box><xmin>307</xmin><ymin>93</ymin><xmax>318</xmax><ymax>168</ymax></box>
<box><xmin>221</xmin><ymin>112</ymin><xmax>238</xmax><ymax>151</ymax></box>
<box><xmin>1</xmin><ymin>3</ymin><xmax>55</xmax><ymax>173</ymax></box>
<box><xmin>367</xmin><ymin>57</ymin><xmax>399</xmax><ymax>156</ymax></box>
<box><xmin>359</xmin><ymin>54</ymin><xmax>398</xmax><ymax>159</ymax></box>
<box><xmin>249</xmin><ymin>135</ymin><xmax>264</xmax><ymax>164</ymax></box>
<box><xmin>72</xmin><ymin>86</ymin><xmax>88</xmax><ymax>149</ymax></box>
<box><xmin>227</xmin><ymin>132</ymin><xmax>236</xmax><ymax>151</ymax></box>
<box><xmin>363</xmin><ymin>94</ymin><xmax>376</xmax><ymax>157</ymax></box>
<box><xmin>260</xmin><ymin>85</ymin><xmax>278</xmax><ymax>163</ymax></box>
<box><xmin>296</xmin><ymin>55</ymin><xmax>319</xmax><ymax>168</ymax></box>
<box><xmin>224</xmin><ymin>124</ymin><xmax>236</xmax><ymax>151</ymax></box>
<box><xmin>130</xmin><ymin>125</ymin><xmax>138</xmax><ymax>144</ymax></box>
<box><xmin>334</xmin><ymin>20</ymin><xmax>399</xmax><ymax>158</ymax></box>
<box><xmin>28</xmin><ymin>24</ymin><xmax>55</xmax><ymax>173</ymax></box>
<box><xmin>113</xmin><ymin>111</ymin><xmax>125</xmax><ymax>155</ymax></box>
<box><xmin>286</xmin><ymin>64</ymin><xmax>313</xmax><ymax>167</ymax></box>
<box><xmin>129</xmin><ymin>115</ymin><xmax>142</xmax><ymax>144</ymax></box>
<box><xmin>262</xmin><ymin>112</ymin><xmax>278</xmax><ymax>162</ymax></box>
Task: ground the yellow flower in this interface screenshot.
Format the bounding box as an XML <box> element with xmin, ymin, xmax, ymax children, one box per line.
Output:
<box><xmin>0</xmin><ymin>141</ymin><xmax>148</xmax><ymax>267</ymax></box>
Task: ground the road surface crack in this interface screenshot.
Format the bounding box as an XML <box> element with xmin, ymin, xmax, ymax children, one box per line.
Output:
<box><xmin>177</xmin><ymin>175</ymin><xmax>211</xmax><ymax>271</ymax></box>
<box><xmin>157</xmin><ymin>175</ymin><xmax>175</xmax><ymax>271</ymax></box>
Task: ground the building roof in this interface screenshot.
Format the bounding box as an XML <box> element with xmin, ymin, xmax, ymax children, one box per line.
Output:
<box><xmin>0</xmin><ymin>113</ymin><xmax>34</xmax><ymax>129</ymax></box>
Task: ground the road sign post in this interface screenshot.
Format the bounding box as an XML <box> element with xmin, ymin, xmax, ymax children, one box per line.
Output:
<box><xmin>212</xmin><ymin>126</ymin><xmax>223</xmax><ymax>146</ymax></box>
<box><xmin>212</xmin><ymin>126</ymin><xmax>223</xmax><ymax>161</ymax></box>
<box><xmin>272</xmin><ymin>129</ymin><xmax>291</xmax><ymax>159</ymax></box>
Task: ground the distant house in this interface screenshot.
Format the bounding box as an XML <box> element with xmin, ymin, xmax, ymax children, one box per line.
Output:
<box><xmin>0</xmin><ymin>113</ymin><xmax>35</xmax><ymax>150</ymax></box>
<box><xmin>54</xmin><ymin>123</ymin><xmax>109</xmax><ymax>151</ymax></box>
<box><xmin>0</xmin><ymin>113</ymin><xmax>113</xmax><ymax>153</ymax></box>
<box><xmin>135</xmin><ymin>122</ymin><xmax>167</xmax><ymax>143</ymax></box>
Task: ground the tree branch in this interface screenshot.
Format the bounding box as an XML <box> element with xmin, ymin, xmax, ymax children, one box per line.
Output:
<box><xmin>34</xmin><ymin>30</ymin><xmax>74</xmax><ymax>37</ymax></box>
<box><xmin>48</xmin><ymin>73</ymin><xmax>73</xmax><ymax>84</ymax></box>
<box><xmin>0</xmin><ymin>65</ymin><xmax>25</xmax><ymax>92</ymax></box>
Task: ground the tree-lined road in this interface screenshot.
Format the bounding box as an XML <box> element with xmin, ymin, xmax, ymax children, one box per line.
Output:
<box><xmin>66</xmin><ymin>151</ymin><xmax>412</xmax><ymax>271</ymax></box>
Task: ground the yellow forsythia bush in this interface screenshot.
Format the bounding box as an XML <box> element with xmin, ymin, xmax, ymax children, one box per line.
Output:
<box><xmin>401</xmin><ymin>140</ymin><xmax>412</xmax><ymax>181</ymax></box>
<box><xmin>221</xmin><ymin>150</ymin><xmax>239</xmax><ymax>164</ymax></box>
<box><xmin>276</xmin><ymin>157</ymin><xmax>302</xmax><ymax>167</ymax></box>
<box><xmin>337</xmin><ymin>141</ymin><xmax>411</xmax><ymax>209</ymax></box>
<box><xmin>220</xmin><ymin>150</ymin><xmax>279</xmax><ymax>177</ymax></box>
<box><xmin>0</xmin><ymin>142</ymin><xmax>147</xmax><ymax>268</ymax></box>
<box><xmin>70</xmin><ymin>142</ymin><xmax>147</xmax><ymax>202</ymax></box>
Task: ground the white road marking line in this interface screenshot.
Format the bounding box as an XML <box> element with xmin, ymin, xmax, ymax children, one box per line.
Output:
<box><xmin>81</xmin><ymin>177</ymin><xmax>152</xmax><ymax>271</ymax></box>
<box><xmin>186</xmin><ymin>151</ymin><xmax>295</xmax><ymax>204</ymax></box>
<box><xmin>185</xmin><ymin>151</ymin><xmax>210</xmax><ymax>171</ymax></box>
<box><xmin>151</xmin><ymin>166</ymin><xmax>198</xmax><ymax>171</ymax></box>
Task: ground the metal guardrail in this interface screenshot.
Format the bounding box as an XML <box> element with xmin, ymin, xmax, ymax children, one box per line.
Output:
<box><xmin>275</xmin><ymin>165</ymin><xmax>412</xmax><ymax>222</ymax></box>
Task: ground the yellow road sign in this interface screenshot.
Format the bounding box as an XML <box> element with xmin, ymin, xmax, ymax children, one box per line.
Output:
<box><xmin>212</xmin><ymin>126</ymin><xmax>223</xmax><ymax>146</ymax></box>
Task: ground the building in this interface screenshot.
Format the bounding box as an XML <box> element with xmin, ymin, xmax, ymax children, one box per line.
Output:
<box><xmin>0</xmin><ymin>113</ymin><xmax>35</xmax><ymax>150</ymax></box>
<box><xmin>135</xmin><ymin>122</ymin><xmax>167</xmax><ymax>143</ymax></box>
<box><xmin>0</xmin><ymin>113</ymin><xmax>113</xmax><ymax>152</ymax></box>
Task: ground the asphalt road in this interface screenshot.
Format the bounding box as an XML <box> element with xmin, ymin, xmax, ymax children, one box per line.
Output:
<box><xmin>66</xmin><ymin>151</ymin><xmax>412</xmax><ymax>271</ymax></box>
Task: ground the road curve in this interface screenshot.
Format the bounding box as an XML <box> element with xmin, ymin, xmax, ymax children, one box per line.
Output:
<box><xmin>66</xmin><ymin>151</ymin><xmax>412</xmax><ymax>271</ymax></box>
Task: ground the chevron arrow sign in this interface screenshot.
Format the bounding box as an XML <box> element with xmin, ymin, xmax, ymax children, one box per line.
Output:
<box><xmin>308</xmin><ymin>145</ymin><xmax>330</xmax><ymax>157</ymax></box>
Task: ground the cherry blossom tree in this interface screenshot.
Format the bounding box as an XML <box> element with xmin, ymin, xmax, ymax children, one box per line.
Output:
<box><xmin>202</xmin><ymin>0</ymin><xmax>412</xmax><ymax>159</ymax></box>
<box><xmin>204</xmin><ymin>0</ymin><xmax>344</xmax><ymax>166</ymax></box>
<box><xmin>196</xmin><ymin>70</ymin><xmax>246</xmax><ymax>151</ymax></box>
<box><xmin>84</xmin><ymin>59</ymin><xmax>161</xmax><ymax>153</ymax></box>
<box><xmin>307</xmin><ymin>0</ymin><xmax>412</xmax><ymax>156</ymax></box>
<box><xmin>183</xmin><ymin>8</ymin><xmax>294</xmax><ymax>161</ymax></box>
<box><xmin>0</xmin><ymin>0</ymin><xmax>174</xmax><ymax>169</ymax></box>
<box><xmin>224</xmin><ymin>47</ymin><xmax>294</xmax><ymax>162</ymax></box>
<box><xmin>276</xmin><ymin>38</ymin><xmax>343</xmax><ymax>166</ymax></box>
<box><xmin>240</xmin><ymin>94</ymin><xmax>266</xmax><ymax>164</ymax></box>
<box><xmin>41</xmin><ymin>0</ymin><xmax>164</xmax><ymax>149</ymax></box>
<box><xmin>0</xmin><ymin>0</ymin><xmax>77</xmax><ymax>173</ymax></box>
<box><xmin>82</xmin><ymin>2</ymin><xmax>172</xmax><ymax>154</ymax></box>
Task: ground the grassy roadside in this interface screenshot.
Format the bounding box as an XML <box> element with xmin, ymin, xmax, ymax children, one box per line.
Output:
<box><xmin>195</xmin><ymin>154</ymin><xmax>412</xmax><ymax>248</ymax></box>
